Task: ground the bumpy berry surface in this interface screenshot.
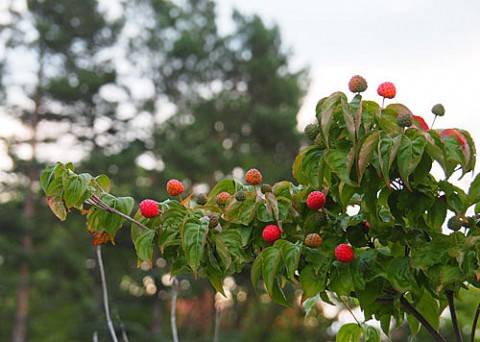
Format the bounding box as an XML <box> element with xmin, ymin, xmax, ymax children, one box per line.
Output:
<box><xmin>396</xmin><ymin>113</ymin><xmax>413</xmax><ymax>128</ymax></box>
<box><xmin>447</xmin><ymin>216</ymin><xmax>463</xmax><ymax>231</ymax></box>
<box><xmin>166</xmin><ymin>179</ymin><xmax>184</xmax><ymax>196</ymax></box>
<box><xmin>208</xmin><ymin>214</ymin><xmax>219</xmax><ymax>228</ymax></box>
<box><xmin>304</xmin><ymin>123</ymin><xmax>320</xmax><ymax>142</ymax></box>
<box><xmin>305</xmin><ymin>233</ymin><xmax>322</xmax><ymax>248</ymax></box>
<box><xmin>261</xmin><ymin>184</ymin><xmax>272</xmax><ymax>194</ymax></box>
<box><xmin>196</xmin><ymin>193</ymin><xmax>208</xmax><ymax>205</ymax></box>
<box><xmin>432</xmin><ymin>103</ymin><xmax>445</xmax><ymax>116</ymax></box>
<box><xmin>348</xmin><ymin>75</ymin><xmax>368</xmax><ymax>93</ymax></box>
<box><xmin>335</xmin><ymin>244</ymin><xmax>354</xmax><ymax>263</ymax></box>
<box><xmin>139</xmin><ymin>199</ymin><xmax>159</xmax><ymax>218</ymax></box>
<box><xmin>262</xmin><ymin>224</ymin><xmax>281</xmax><ymax>243</ymax></box>
<box><xmin>306</xmin><ymin>191</ymin><xmax>326</xmax><ymax>210</ymax></box>
<box><xmin>245</xmin><ymin>168</ymin><xmax>262</xmax><ymax>185</ymax></box>
<box><xmin>235</xmin><ymin>191</ymin><xmax>246</xmax><ymax>202</ymax></box>
<box><xmin>216</xmin><ymin>192</ymin><xmax>231</xmax><ymax>206</ymax></box>
<box><xmin>377</xmin><ymin>82</ymin><xmax>396</xmax><ymax>99</ymax></box>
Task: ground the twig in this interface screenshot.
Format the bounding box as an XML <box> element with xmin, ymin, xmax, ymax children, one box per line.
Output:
<box><xmin>338</xmin><ymin>295</ymin><xmax>361</xmax><ymax>326</ymax></box>
<box><xmin>93</xmin><ymin>332</ymin><xmax>98</xmax><ymax>342</ymax></box>
<box><xmin>471</xmin><ymin>302</ymin><xmax>480</xmax><ymax>342</ymax></box>
<box><xmin>445</xmin><ymin>290</ymin><xmax>463</xmax><ymax>342</ymax></box>
<box><xmin>171</xmin><ymin>277</ymin><xmax>180</xmax><ymax>342</ymax></box>
<box><xmin>96</xmin><ymin>246</ymin><xmax>118</xmax><ymax>342</ymax></box>
<box><xmin>87</xmin><ymin>195</ymin><xmax>149</xmax><ymax>231</ymax></box>
<box><xmin>213</xmin><ymin>306</ymin><xmax>222</xmax><ymax>342</ymax></box>
<box><xmin>399</xmin><ymin>295</ymin><xmax>447</xmax><ymax>342</ymax></box>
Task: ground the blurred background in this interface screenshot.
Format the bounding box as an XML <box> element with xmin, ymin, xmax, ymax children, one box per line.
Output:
<box><xmin>0</xmin><ymin>0</ymin><xmax>479</xmax><ymax>341</ymax></box>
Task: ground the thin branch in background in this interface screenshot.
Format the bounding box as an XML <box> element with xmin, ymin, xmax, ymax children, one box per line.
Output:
<box><xmin>171</xmin><ymin>277</ymin><xmax>180</xmax><ymax>342</ymax></box>
<box><xmin>95</xmin><ymin>246</ymin><xmax>118</xmax><ymax>342</ymax></box>
<box><xmin>399</xmin><ymin>295</ymin><xmax>447</xmax><ymax>342</ymax></box>
<box><xmin>338</xmin><ymin>295</ymin><xmax>361</xmax><ymax>326</ymax></box>
<box><xmin>120</xmin><ymin>323</ymin><xmax>129</xmax><ymax>342</ymax></box>
<box><xmin>471</xmin><ymin>302</ymin><xmax>480</xmax><ymax>342</ymax></box>
<box><xmin>213</xmin><ymin>306</ymin><xmax>223</xmax><ymax>342</ymax></box>
<box><xmin>445</xmin><ymin>290</ymin><xmax>463</xmax><ymax>342</ymax></box>
<box><xmin>93</xmin><ymin>332</ymin><xmax>98</xmax><ymax>342</ymax></box>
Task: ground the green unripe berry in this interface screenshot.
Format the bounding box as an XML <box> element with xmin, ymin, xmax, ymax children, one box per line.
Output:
<box><xmin>196</xmin><ymin>193</ymin><xmax>208</xmax><ymax>205</ymax></box>
<box><xmin>396</xmin><ymin>113</ymin><xmax>413</xmax><ymax>128</ymax></box>
<box><xmin>304</xmin><ymin>123</ymin><xmax>320</xmax><ymax>142</ymax></box>
<box><xmin>208</xmin><ymin>214</ymin><xmax>219</xmax><ymax>228</ymax></box>
<box><xmin>432</xmin><ymin>103</ymin><xmax>445</xmax><ymax>116</ymax></box>
<box><xmin>235</xmin><ymin>190</ymin><xmax>246</xmax><ymax>202</ymax></box>
<box><xmin>447</xmin><ymin>216</ymin><xmax>463</xmax><ymax>231</ymax></box>
<box><xmin>261</xmin><ymin>184</ymin><xmax>273</xmax><ymax>194</ymax></box>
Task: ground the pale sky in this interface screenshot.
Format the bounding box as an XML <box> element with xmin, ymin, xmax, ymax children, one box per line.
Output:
<box><xmin>218</xmin><ymin>0</ymin><xmax>480</xmax><ymax>186</ymax></box>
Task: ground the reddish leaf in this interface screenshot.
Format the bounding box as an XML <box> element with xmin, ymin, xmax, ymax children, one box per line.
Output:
<box><xmin>439</xmin><ymin>129</ymin><xmax>467</xmax><ymax>147</ymax></box>
<box><xmin>411</xmin><ymin>114</ymin><xmax>429</xmax><ymax>130</ymax></box>
<box><xmin>92</xmin><ymin>231</ymin><xmax>111</xmax><ymax>246</ymax></box>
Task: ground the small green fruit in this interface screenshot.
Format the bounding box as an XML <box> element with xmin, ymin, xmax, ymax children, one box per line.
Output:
<box><xmin>431</xmin><ymin>104</ymin><xmax>445</xmax><ymax>116</ymax></box>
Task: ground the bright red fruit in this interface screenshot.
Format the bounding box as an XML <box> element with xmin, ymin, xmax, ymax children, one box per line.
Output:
<box><xmin>139</xmin><ymin>199</ymin><xmax>159</xmax><ymax>218</ymax></box>
<box><xmin>335</xmin><ymin>244</ymin><xmax>354</xmax><ymax>263</ymax></box>
<box><xmin>262</xmin><ymin>224</ymin><xmax>281</xmax><ymax>243</ymax></box>
<box><xmin>166</xmin><ymin>179</ymin><xmax>184</xmax><ymax>196</ymax></box>
<box><xmin>306</xmin><ymin>191</ymin><xmax>326</xmax><ymax>210</ymax></box>
<box><xmin>245</xmin><ymin>168</ymin><xmax>262</xmax><ymax>185</ymax></box>
<box><xmin>365</xmin><ymin>222</ymin><xmax>370</xmax><ymax>229</ymax></box>
<box><xmin>377</xmin><ymin>82</ymin><xmax>396</xmax><ymax>99</ymax></box>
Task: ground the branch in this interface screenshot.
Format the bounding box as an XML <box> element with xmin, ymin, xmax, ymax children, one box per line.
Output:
<box><xmin>399</xmin><ymin>295</ymin><xmax>447</xmax><ymax>342</ymax></box>
<box><xmin>95</xmin><ymin>246</ymin><xmax>118</xmax><ymax>342</ymax></box>
<box><xmin>213</xmin><ymin>305</ymin><xmax>222</xmax><ymax>342</ymax></box>
<box><xmin>445</xmin><ymin>290</ymin><xmax>463</xmax><ymax>342</ymax></box>
<box><xmin>87</xmin><ymin>195</ymin><xmax>149</xmax><ymax>231</ymax></box>
<box><xmin>471</xmin><ymin>302</ymin><xmax>480</xmax><ymax>342</ymax></box>
<box><xmin>171</xmin><ymin>277</ymin><xmax>180</xmax><ymax>342</ymax></box>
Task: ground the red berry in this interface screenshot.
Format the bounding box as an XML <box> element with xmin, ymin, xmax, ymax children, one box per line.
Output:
<box><xmin>365</xmin><ymin>222</ymin><xmax>370</xmax><ymax>229</ymax></box>
<box><xmin>348</xmin><ymin>75</ymin><xmax>368</xmax><ymax>93</ymax></box>
<box><xmin>245</xmin><ymin>168</ymin><xmax>262</xmax><ymax>185</ymax></box>
<box><xmin>306</xmin><ymin>191</ymin><xmax>326</xmax><ymax>210</ymax></box>
<box><xmin>377</xmin><ymin>82</ymin><xmax>396</xmax><ymax>99</ymax></box>
<box><xmin>216</xmin><ymin>191</ymin><xmax>231</xmax><ymax>206</ymax></box>
<box><xmin>335</xmin><ymin>244</ymin><xmax>354</xmax><ymax>263</ymax></box>
<box><xmin>166</xmin><ymin>179</ymin><xmax>184</xmax><ymax>196</ymax></box>
<box><xmin>262</xmin><ymin>224</ymin><xmax>281</xmax><ymax>244</ymax></box>
<box><xmin>139</xmin><ymin>199</ymin><xmax>159</xmax><ymax>218</ymax></box>
<box><xmin>305</xmin><ymin>233</ymin><xmax>322</xmax><ymax>248</ymax></box>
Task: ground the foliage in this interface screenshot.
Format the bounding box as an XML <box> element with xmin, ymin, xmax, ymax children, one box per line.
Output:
<box><xmin>41</xmin><ymin>80</ymin><xmax>480</xmax><ymax>341</ymax></box>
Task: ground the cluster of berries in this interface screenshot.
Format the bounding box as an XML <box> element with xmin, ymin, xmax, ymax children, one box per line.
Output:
<box><xmin>139</xmin><ymin>179</ymin><xmax>185</xmax><ymax>218</ymax></box>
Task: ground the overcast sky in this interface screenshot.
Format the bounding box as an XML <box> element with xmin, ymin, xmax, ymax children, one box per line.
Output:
<box><xmin>217</xmin><ymin>0</ymin><xmax>480</xmax><ymax>185</ymax></box>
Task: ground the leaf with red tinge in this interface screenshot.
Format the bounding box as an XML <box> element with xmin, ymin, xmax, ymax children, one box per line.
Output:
<box><xmin>411</xmin><ymin>114</ymin><xmax>429</xmax><ymax>130</ymax></box>
<box><xmin>439</xmin><ymin>129</ymin><xmax>472</xmax><ymax>174</ymax></box>
<box><xmin>92</xmin><ymin>231</ymin><xmax>111</xmax><ymax>246</ymax></box>
<box><xmin>440</xmin><ymin>129</ymin><xmax>467</xmax><ymax>147</ymax></box>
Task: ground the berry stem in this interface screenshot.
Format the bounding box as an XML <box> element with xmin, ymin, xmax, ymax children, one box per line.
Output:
<box><xmin>431</xmin><ymin>114</ymin><xmax>438</xmax><ymax>129</ymax></box>
<box><xmin>338</xmin><ymin>295</ymin><xmax>361</xmax><ymax>326</ymax></box>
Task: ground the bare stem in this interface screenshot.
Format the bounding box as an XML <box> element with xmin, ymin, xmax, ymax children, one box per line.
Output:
<box><xmin>399</xmin><ymin>295</ymin><xmax>446</xmax><ymax>342</ymax></box>
<box><xmin>471</xmin><ymin>302</ymin><xmax>480</xmax><ymax>342</ymax></box>
<box><xmin>171</xmin><ymin>278</ymin><xmax>180</xmax><ymax>342</ymax></box>
<box><xmin>213</xmin><ymin>306</ymin><xmax>222</xmax><ymax>342</ymax></box>
<box><xmin>95</xmin><ymin>246</ymin><xmax>118</xmax><ymax>342</ymax></box>
<box><xmin>338</xmin><ymin>295</ymin><xmax>361</xmax><ymax>326</ymax></box>
<box><xmin>445</xmin><ymin>290</ymin><xmax>463</xmax><ymax>342</ymax></box>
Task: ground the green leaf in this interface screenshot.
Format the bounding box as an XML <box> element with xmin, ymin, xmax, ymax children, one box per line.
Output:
<box><xmin>317</xmin><ymin>92</ymin><xmax>346</xmax><ymax>147</ymax></box>
<box><xmin>86</xmin><ymin>193</ymin><xmax>134</xmax><ymax>242</ymax></box>
<box><xmin>397</xmin><ymin>131</ymin><xmax>427</xmax><ymax>190</ymax></box>
<box><xmin>205</xmin><ymin>263</ymin><xmax>226</xmax><ymax>296</ymax></box>
<box><xmin>426</xmin><ymin>198</ymin><xmax>447</xmax><ymax>232</ymax></box>
<box><xmin>336</xmin><ymin>323</ymin><xmax>362</xmax><ymax>342</ymax></box>
<box><xmin>387</xmin><ymin>257</ymin><xmax>417</xmax><ymax>292</ymax></box>
<box><xmin>206</xmin><ymin>179</ymin><xmax>242</xmax><ymax>205</ymax></box>
<box><xmin>180</xmin><ymin>217</ymin><xmax>209</xmax><ymax>275</ymax></box>
<box><xmin>377</xmin><ymin>133</ymin><xmax>401</xmax><ymax>188</ymax></box>
<box><xmin>261</xmin><ymin>247</ymin><xmax>284</xmax><ymax>295</ymax></box>
<box><xmin>45</xmin><ymin>177</ymin><xmax>67</xmax><ymax>221</ymax></box>
<box><xmin>299</xmin><ymin>264</ymin><xmax>327</xmax><ymax>300</ymax></box>
<box><xmin>303</xmin><ymin>294</ymin><xmax>320</xmax><ymax>316</ymax></box>
<box><xmin>362</xmin><ymin>325</ymin><xmax>381</xmax><ymax>342</ymax></box>
<box><xmin>324</xmin><ymin>146</ymin><xmax>356</xmax><ymax>186</ymax></box>
<box><xmin>357</xmin><ymin>131</ymin><xmax>381</xmax><ymax>184</ymax></box>
<box><xmin>40</xmin><ymin>163</ymin><xmax>59</xmax><ymax>194</ymax></box>
<box><xmin>341</xmin><ymin>97</ymin><xmax>356</xmax><ymax>143</ymax></box>
<box><xmin>94</xmin><ymin>174</ymin><xmax>111</xmax><ymax>193</ymax></box>
<box><xmin>223</xmin><ymin>191</ymin><xmax>257</xmax><ymax>225</ymax></box>
<box><xmin>292</xmin><ymin>145</ymin><xmax>324</xmax><ymax>187</ymax></box>
<box><xmin>63</xmin><ymin>173</ymin><xmax>93</xmax><ymax>208</ymax></box>
<box><xmin>133</xmin><ymin>228</ymin><xmax>156</xmax><ymax>267</ymax></box>
<box><xmin>251</xmin><ymin>254</ymin><xmax>263</xmax><ymax>290</ymax></box>
<box><xmin>215</xmin><ymin>230</ymin><xmax>244</xmax><ymax>266</ymax></box>
<box><xmin>468</xmin><ymin>173</ymin><xmax>480</xmax><ymax>205</ymax></box>
<box><xmin>415</xmin><ymin>291</ymin><xmax>440</xmax><ymax>330</ymax></box>
<box><xmin>276</xmin><ymin>240</ymin><xmax>302</xmax><ymax>282</ymax></box>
